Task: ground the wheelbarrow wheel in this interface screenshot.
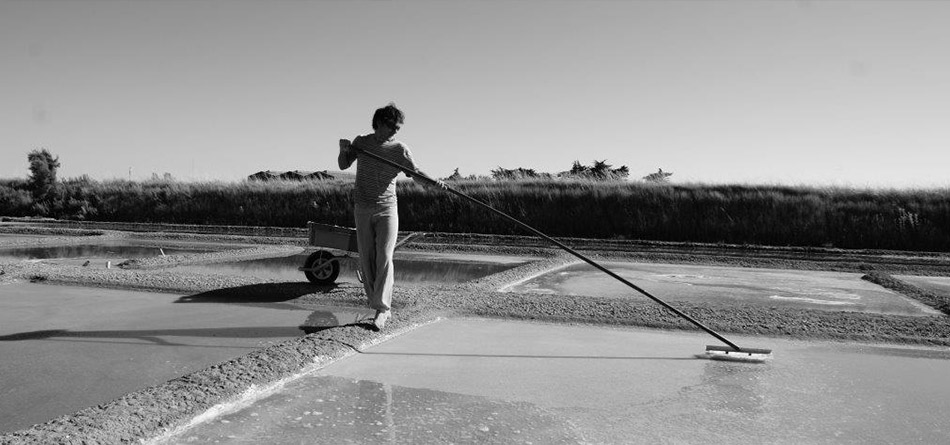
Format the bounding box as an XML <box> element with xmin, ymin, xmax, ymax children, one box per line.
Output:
<box><xmin>304</xmin><ymin>250</ymin><xmax>340</xmax><ymax>285</ymax></box>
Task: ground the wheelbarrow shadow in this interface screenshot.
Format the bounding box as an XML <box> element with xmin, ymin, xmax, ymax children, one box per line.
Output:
<box><xmin>174</xmin><ymin>282</ymin><xmax>341</xmax><ymax>310</ymax></box>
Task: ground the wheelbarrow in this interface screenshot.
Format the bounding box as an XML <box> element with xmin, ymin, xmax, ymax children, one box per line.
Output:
<box><xmin>299</xmin><ymin>221</ymin><xmax>423</xmax><ymax>285</ymax></box>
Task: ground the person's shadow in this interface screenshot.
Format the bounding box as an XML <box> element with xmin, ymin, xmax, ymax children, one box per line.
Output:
<box><xmin>0</xmin><ymin>283</ymin><xmax>379</xmax><ymax>345</ymax></box>
<box><xmin>299</xmin><ymin>308</ymin><xmax>378</xmax><ymax>334</ymax></box>
<box><xmin>174</xmin><ymin>282</ymin><xmax>377</xmax><ymax>334</ymax></box>
<box><xmin>0</xmin><ymin>326</ymin><xmax>303</xmax><ymax>345</ymax></box>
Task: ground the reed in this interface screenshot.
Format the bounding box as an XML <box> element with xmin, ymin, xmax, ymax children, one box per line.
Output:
<box><xmin>1</xmin><ymin>177</ymin><xmax>948</xmax><ymax>252</ymax></box>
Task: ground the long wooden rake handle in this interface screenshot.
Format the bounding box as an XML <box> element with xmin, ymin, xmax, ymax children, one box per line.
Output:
<box><xmin>349</xmin><ymin>145</ymin><xmax>747</xmax><ymax>352</ymax></box>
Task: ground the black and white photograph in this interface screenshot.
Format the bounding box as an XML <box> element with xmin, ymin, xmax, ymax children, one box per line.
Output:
<box><xmin>2</xmin><ymin>1</ymin><xmax>949</xmax><ymax>443</ymax></box>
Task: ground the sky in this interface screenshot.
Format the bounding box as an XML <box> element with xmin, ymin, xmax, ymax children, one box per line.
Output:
<box><xmin>2</xmin><ymin>0</ymin><xmax>949</xmax><ymax>189</ymax></box>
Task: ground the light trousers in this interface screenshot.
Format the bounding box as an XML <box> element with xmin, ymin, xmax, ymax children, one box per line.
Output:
<box><xmin>354</xmin><ymin>204</ymin><xmax>398</xmax><ymax>312</ymax></box>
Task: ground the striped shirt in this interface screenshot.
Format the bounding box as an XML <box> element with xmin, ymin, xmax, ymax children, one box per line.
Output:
<box><xmin>339</xmin><ymin>134</ymin><xmax>417</xmax><ymax>206</ymax></box>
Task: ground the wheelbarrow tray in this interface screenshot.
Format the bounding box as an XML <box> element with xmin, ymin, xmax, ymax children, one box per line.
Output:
<box><xmin>308</xmin><ymin>222</ymin><xmax>359</xmax><ymax>253</ymax></box>
<box><xmin>301</xmin><ymin>221</ymin><xmax>424</xmax><ymax>285</ymax></box>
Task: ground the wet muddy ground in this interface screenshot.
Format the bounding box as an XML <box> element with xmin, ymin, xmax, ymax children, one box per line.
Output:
<box><xmin>1</xmin><ymin>221</ymin><xmax>950</xmax><ymax>444</ymax></box>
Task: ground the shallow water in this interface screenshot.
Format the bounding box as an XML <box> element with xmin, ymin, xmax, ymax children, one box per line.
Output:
<box><xmin>895</xmin><ymin>275</ymin><xmax>950</xmax><ymax>299</ymax></box>
<box><xmin>163</xmin><ymin>319</ymin><xmax>950</xmax><ymax>444</ymax></box>
<box><xmin>505</xmin><ymin>262</ymin><xmax>939</xmax><ymax>316</ymax></box>
<box><xmin>170</xmin><ymin>253</ymin><xmax>524</xmax><ymax>286</ymax></box>
<box><xmin>171</xmin><ymin>375</ymin><xmax>580</xmax><ymax>444</ymax></box>
<box><xmin>0</xmin><ymin>242</ymin><xmax>212</xmax><ymax>260</ymax></box>
<box><xmin>0</xmin><ymin>283</ymin><xmax>310</xmax><ymax>433</ymax></box>
<box><xmin>0</xmin><ymin>233</ymin><xmax>46</xmax><ymax>240</ymax></box>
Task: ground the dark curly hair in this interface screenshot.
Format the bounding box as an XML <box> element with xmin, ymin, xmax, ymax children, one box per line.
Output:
<box><xmin>372</xmin><ymin>102</ymin><xmax>405</xmax><ymax>131</ymax></box>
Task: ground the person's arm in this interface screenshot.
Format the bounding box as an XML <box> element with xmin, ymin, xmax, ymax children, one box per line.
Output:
<box><xmin>412</xmin><ymin>170</ymin><xmax>449</xmax><ymax>190</ymax></box>
<box><xmin>401</xmin><ymin>145</ymin><xmax>448</xmax><ymax>189</ymax></box>
<box><xmin>338</xmin><ymin>138</ymin><xmax>358</xmax><ymax>170</ymax></box>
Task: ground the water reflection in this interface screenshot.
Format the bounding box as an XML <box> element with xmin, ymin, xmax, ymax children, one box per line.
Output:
<box><xmin>172</xmin><ymin>254</ymin><xmax>523</xmax><ymax>286</ymax></box>
<box><xmin>169</xmin><ymin>375</ymin><xmax>580</xmax><ymax>444</ymax></box>
<box><xmin>0</xmin><ymin>243</ymin><xmax>209</xmax><ymax>260</ymax></box>
<box><xmin>698</xmin><ymin>360</ymin><xmax>766</xmax><ymax>416</ymax></box>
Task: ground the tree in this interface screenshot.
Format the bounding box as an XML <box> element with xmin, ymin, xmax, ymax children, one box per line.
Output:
<box><xmin>590</xmin><ymin>160</ymin><xmax>612</xmax><ymax>179</ymax></box>
<box><xmin>149</xmin><ymin>172</ymin><xmax>176</xmax><ymax>182</ymax></box>
<box><xmin>566</xmin><ymin>160</ymin><xmax>629</xmax><ymax>180</ymax></box>
<box><xmin>569</xmin><ymin>161</ymin><xmax>590</xmax><ymax>176</ymax></box>
<box><xmin>444</xmin><ymin>168</ymin><xmax>463</xmax><ymax>181</ymax></box>
<box><xmin>27</xmin><ymin>148</ymin><xmax>60</xmax><ymax>200</ymax></box>
<box><xmin>643</xmin><ymin>168</ymin><xmax>673</xmax><ymax>183</ymax></box>
<box><xmin>490</xmin><ymin>166</ymin><xmax>550</xmax><ymax>180</ymax></box>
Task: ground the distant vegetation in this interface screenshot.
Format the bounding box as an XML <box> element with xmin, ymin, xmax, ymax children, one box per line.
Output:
<box><xmin>2</xmin><ymin>174</ymin><xmax>949</xmax><ymax>253</ymax></box>
<box><xmin>642</xmin><ymin>168</ymin><xmax>673</xmax><ymax>183</ymax></box>
<box><xmin>3</xmin><ymin>150</ymin><xmax>947</xmax><ymax>251</ymax></box>
<box><xmin>478</xmin><ymin>160</ymin><xmax>631</xmax><ymax>181</ymax></box>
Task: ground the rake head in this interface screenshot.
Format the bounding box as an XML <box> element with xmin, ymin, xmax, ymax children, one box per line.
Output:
<box><xmin>698</xmin><ymin>345</ymin><xmax>773</xmax><ymax>363</ymax></box>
